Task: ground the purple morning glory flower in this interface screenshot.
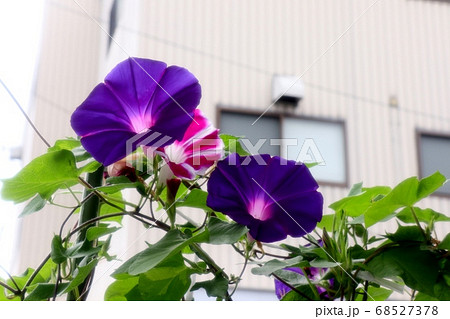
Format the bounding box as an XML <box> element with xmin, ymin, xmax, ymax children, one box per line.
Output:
<box><xmin>71</xmin><ymin>57</ymin><xmax>201</xmax><ymax>166</ymax></box>
<box><xmin>206</xmin><ymin>153</ymin><xmax>323</xmax><ymax>243</ymax></box>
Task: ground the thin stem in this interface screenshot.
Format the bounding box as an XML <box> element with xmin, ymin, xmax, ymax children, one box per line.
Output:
<box><xmin>254</xmin><ymin>249</ymin><xmax>291</xmax><ymax>259</ymax></box>
<box><xmin>52</xmin><ymin>264</ymin><xmax>63</xmax><ymax>301</ymax></box>
<box><xmin>233</xmin><ymin>243</ymin><xmax>315</xmax><ymax>301</ymax></box>
<box><xmin>78</xmin><ymin>177</ymin><xmax>131</xmax><ymax>212</ymax></box>
<box><xmin>65</xmin><ymin>184</ymin><xmax>81</xmax><ymax>205</ymax></box>
<box><xmin>190</xmin><ymin>243</ymin><xmax>232</xmax><ymax>301</ymax></box>
<box><xmin>59</xmin><ymin>193</ymin><xmax>95</xmax><ymax>238</ymax></box>
<box><xmin>301</xmin><ymin>267</ymin><xmax>320</xmax><ymax>300</ymax></box>
<box><xmin>0</xmin><ymin>78</ymin><xmax>50</xmax><ymax>147</ymax></box>
<box><xmin>23</xmin><ymin>254</ymin><xmax>51</xmax><ymax>292</ymax></box>
<box><xmin>68</xmin><ymin>212</ymin><xmax>129</xmax><ymax>238</ymax></box>
<box><xmin>362</xmin><ymin>281</ymin><xmax>369</xmax><ymax>301</ymax></box>
<box><xmin>410</xmin><ymin>289</ymin><xmax>417</xmax><ymax>301</ymax></box>
<box><xmin>0</xmin><ymin>279</ymin><xmax>20</xmax><ymax>296</ymax></box>
<box><xmin>0</xmin><ymin>265</ymin><xmax>21</xmax><ymax>292</ymax></box>
<box><xmin>229</xmin><ymin>248</ymin><xmax>249</xmax><ymax>297</ymax></box>
<box><xmin>22</xmin><ymin>211</ymin><xmax>135</xmax><ymax>296</ymax></box>
<box><xmin>409</xmin><ymin>206</ymin><xmax>428</xmax><ymax>241</ymax></box>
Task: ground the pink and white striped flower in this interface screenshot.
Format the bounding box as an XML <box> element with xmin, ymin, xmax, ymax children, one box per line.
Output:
<box><xmin>148</xmin><ymin>109</ymin><xmax>224</xmax><ymax>181</ymax></box>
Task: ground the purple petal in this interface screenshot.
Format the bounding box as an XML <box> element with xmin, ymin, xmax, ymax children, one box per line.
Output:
<box><xmin>71</xmin><ymin>57</ymin><xmax>201</xmax><ymax>166</ymax></box>
<box><xmin>70</xmin><ymin>84</ymin><xmax>133</xmax><ymax>135</ymax></box>
<box><xmin>104</xmin><ymin>58</ymin><xmax>167</xmax><ymax>125</ymax></box>
<box><xmin>80</xmin><ymin>130</ymin><xmax>136</xmax><ymax>166</ymax></box>
<box><xmin>207</xmin><ymin>154</ymin><xmax>323</xmax><ymax>243</ymax></box>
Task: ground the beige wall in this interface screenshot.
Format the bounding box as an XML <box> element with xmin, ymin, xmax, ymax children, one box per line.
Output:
<box><xmin>17</xmin><ymin>0</ymin><xmax>102</xmax><ymax>270</ymax></box>
<box><xmin>17</xmin><ymin>0</ymin><xmax>450</xmax><ymax>298</ymax></box>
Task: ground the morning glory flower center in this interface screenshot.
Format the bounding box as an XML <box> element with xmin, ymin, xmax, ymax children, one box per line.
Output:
<box><xmin>248</xmin><ymin>196</ymin><xmax>272</xmax><ymax>221</ymax></box>
<box><xmin>130</xmin><ymin>115</ymin><xmax>153</xmax><ymax>134</ymax></box>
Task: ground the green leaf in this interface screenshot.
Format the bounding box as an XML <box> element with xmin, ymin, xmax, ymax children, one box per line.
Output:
<box><xmin>396</xmin><ymin>207</ymin><xmax>450</xmax><ymax>224</ymax></box>
<box><xmin>220</xmin><ymin>134</ymin><xmax>250</xmax><ymax>156</ymax></box>
<box><xmin>96</xmin><ymin>176</ymin><xmax>141</xmax><ymax>194</ymax></box>
<box><xmin>48</xmin><ymin>138</ymin><xmax>81</xmax><ymax>152</ymax></box>
<box><xmin>7</xmin><ymin>268</ymin><xmax>47</xmax><ymax>291</ymax></box>
<box><xmin>62</xmin><ymin>259</ymin><xmax>98</xmax><ymax>294</ymax></box>
<box><xmin>385</xmin><ymin>226</ymin><xmax>425</xmax><ymax>242</ymax></box>
<box><xmin>309</xmin><ymin>259</ymin><xmax>341</xmax><ymax>268</ymax></box>
<box><xmin>86</xmin><ymin>225</ymin><xmax>121</xmax><ymax>241</ymax></box>
<box><xmin>99</xmin><ymin>191</ymin><xmax>124</xmax><ymax>224</ymax></box>
<box><xmin>113</xmin><ymin>230</ymin><xmax>208</xmax><ymax>276</ymax></box>
<box><xmin>414</xmin><ymin>292</ymin><xmax>440</xmax><ymax>301</ymax></box>
<box><xmin>281</xmin><ymin>285</ymin><xmax>317</xmax><ymax>301</ymax></box>
<box><xmin>78</xmin><ymin>158</ymin><xmax>102</xmax><ymax>174</ymax></box>
<box><xmin>365</xmin><ymin>173</ymin><xmax>446</xmax><ymax>227</ymax></box>
<box><xmin>0</xmin><ymin>283</ymin><xmax>18</xmax><ymax>300</ymax></box>
<box><xmin>51</xmin><ymin>235</ymin><xmax>67</xmax><ymax>264</ymax></box>
<box><xmin>138</xmin><ymin>253</ymin><xmax>192</xmax><ymax>301</ymax></box>
<box><xmin>19</xmin><ymin>194</ymin><xmax>46</xmax><ymax>218</ymax></box>
<box><xmin>316</xmin><ymin>214</ymin><xmax>334</xmax><ymax>230</ymax></box>
<box><xmin>273</xmin><ymin>269</ymin><xmax>308</xmax><ymax>287</ymax></box>
<box><xmin>354</xmin><ymin>286</ymin><xmax>393</xmax><ymax>301</ymax></box>
<box><xmin>65</xmin><ymin>241</ymin><xmax>101</xmax><ymax>259</ymax></box>
<box><xmin>349</xmin><ymin>245</ymin><xmax>376</xmax><ymax>259</ymax></box>
<box><xmin>438</xmin><ymin>233</ymin><xmax>450</xmax><ymax>250</ymax></box>
<box><xmin>366</xmin><ymin>245</ymin><xmax>442</xmax><ymax>297</ymax></box>
<box><xmin>356</xmin><ymin>271</ymin><xmax>404</xmax><ymax>294</ymax></box>
<box><xmin>416</xmin><ymin>171</ymin><xmax>447</xmax><ymax>200</ymax></box>
<box><xmin>190</xmin><ymin>275</ymin><xmax>229</xmax><ymax>299</ymax></box>
<box><xmin>177</xmin><ymin>189</ymin><xmax>210</xmax><ymax>211</ymax></box>
<box><xmin>329</xmin><ymin>186</ymin><xmax>391</xmax><ymax>217</ymax></box>
<box><xmin>251</xmin><ymin>256</ymin><xmax>304</xmax><ymax>276</ymax></box>
<box><xmin>1</xmin><ymin>150</ymin><xmax>79</xmax><ymax>203</ymax></box>
<box><xmin>24</xmin><ymin>283</ymin><xmax>69</xmax><ymax>301</ymax></box>
<box><xmin>104</xmin><ymin>276</ymin><xmax>139</xmax><ymax>301</ymax></box>
<box><xmin>206</xmin><ymin>217</ymin><xmax>248</xmax><ymax>244</ymax></box>
<box><xmin>348</xmin><ymin>182</ymin><xmax>363</xmax><ymax>196</ymax></box>
<box><xmin>106</xmin><ymin>254</ymin><xmax>193</xmax><ymax>301</ymax></box>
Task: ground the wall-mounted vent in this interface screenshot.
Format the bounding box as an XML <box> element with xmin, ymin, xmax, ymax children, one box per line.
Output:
<box><xmin>272</xmin><ymin>75</ymin><xmax>304</xmax><ymax>105</ymax></box>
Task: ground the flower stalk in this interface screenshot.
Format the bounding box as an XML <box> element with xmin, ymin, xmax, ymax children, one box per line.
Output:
<box><xmin>66</xmin><ymin>166</ymin><xmax>104</xmax><ymax>301</ymax></box>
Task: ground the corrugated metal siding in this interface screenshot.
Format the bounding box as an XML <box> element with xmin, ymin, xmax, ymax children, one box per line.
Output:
<box><xmin>18</xmin><ymin>0</ymin><xmax>450</xmax><ymax>298</ymax></box>
<box><xmin>17</xmin><ymin>0</ymin><xmax>102</xmax><ymax>270</ymax></box>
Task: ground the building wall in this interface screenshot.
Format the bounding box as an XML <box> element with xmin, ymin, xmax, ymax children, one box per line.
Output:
<box><xmin>17</xmin><ymin>0</ymin><xmax>450</xmax><ymax>299</ymax></box>
<box><xmin>17</xmin><ymin>0</ymin><xmax>102</xmax><ymax>270</ymax></box>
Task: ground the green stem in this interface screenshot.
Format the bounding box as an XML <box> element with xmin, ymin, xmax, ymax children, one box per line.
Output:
<box><xmin>67</xmin><ymin>166</ymin><xmax>104</xmax><ymax>301</ymax></box>
<box><xmin>302</xmin><ymin>267</ymin><xmax>321</xmax><ymax>300</ymax></box>
<box><xmin>409</xmin><ymin>206</ymin><xmax>428</xmax><ymax>241</ymax></box>
<box><xmin>0</xmin><ymin>280</ymin><xmax>20</xmax><ymax>296</ymax></box>
<box><xmin>190</xmin><ymin>243</ymin><xmax>233</xmax><ymax>301</ymax></box>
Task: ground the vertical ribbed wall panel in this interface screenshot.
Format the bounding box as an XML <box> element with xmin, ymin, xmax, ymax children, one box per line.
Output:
<box><xmin>17</xmin><ymin>0</ymin><xmax>101</xmax><ymax>271</ymax></box>
<box><xmin>19</xmin><ymin>0</ymin><xmax>450</xmax><ymax>297</ymax></box>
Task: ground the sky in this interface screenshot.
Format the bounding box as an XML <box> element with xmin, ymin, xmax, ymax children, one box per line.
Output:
<box><xmin>0</xmin><ymin>0</ymin><xmax>44</xmax><ymax>275</ymax></box>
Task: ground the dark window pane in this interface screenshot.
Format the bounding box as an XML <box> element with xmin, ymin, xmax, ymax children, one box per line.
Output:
<box><xmin>420</xmin><ymin>134</ymin><xmax>450</xmax><ymax>195</ymax></box>
<box><xmin>220</xmin><ymin>111</ymin><xmax>280</xmax><ymax>156</ymax></box>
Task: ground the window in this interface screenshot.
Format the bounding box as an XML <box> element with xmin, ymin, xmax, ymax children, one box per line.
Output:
<box><xmin>283</xmin><ymin>118</ymin><xmax>347</xmax><ymax>184</ymax></box>
<box><xmin>418</xmin><ymin>133</ymin><xmax>450</xmax><ymax>195</ymax></box>
<box><xmin>219</xmin><ymin>109</ymin><xmax>347</xmax><ymax>185</ymax></box>
<box><xmin>219</xmin><ymin>111</ymin><xmax>280</xmax><ymax>156</ymax></box>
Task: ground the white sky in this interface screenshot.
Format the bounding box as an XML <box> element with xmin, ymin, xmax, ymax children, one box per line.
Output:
<box><xmin>0</xmin><ymin>0</ymin><xmax>44</xmax><ymax>274</ymax></box>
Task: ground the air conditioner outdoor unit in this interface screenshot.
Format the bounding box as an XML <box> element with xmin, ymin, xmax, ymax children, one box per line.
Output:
<box><xmin>272</xmin><ymin>75</ymin><xmax>304</xmax><ymax>105</ymax></box>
